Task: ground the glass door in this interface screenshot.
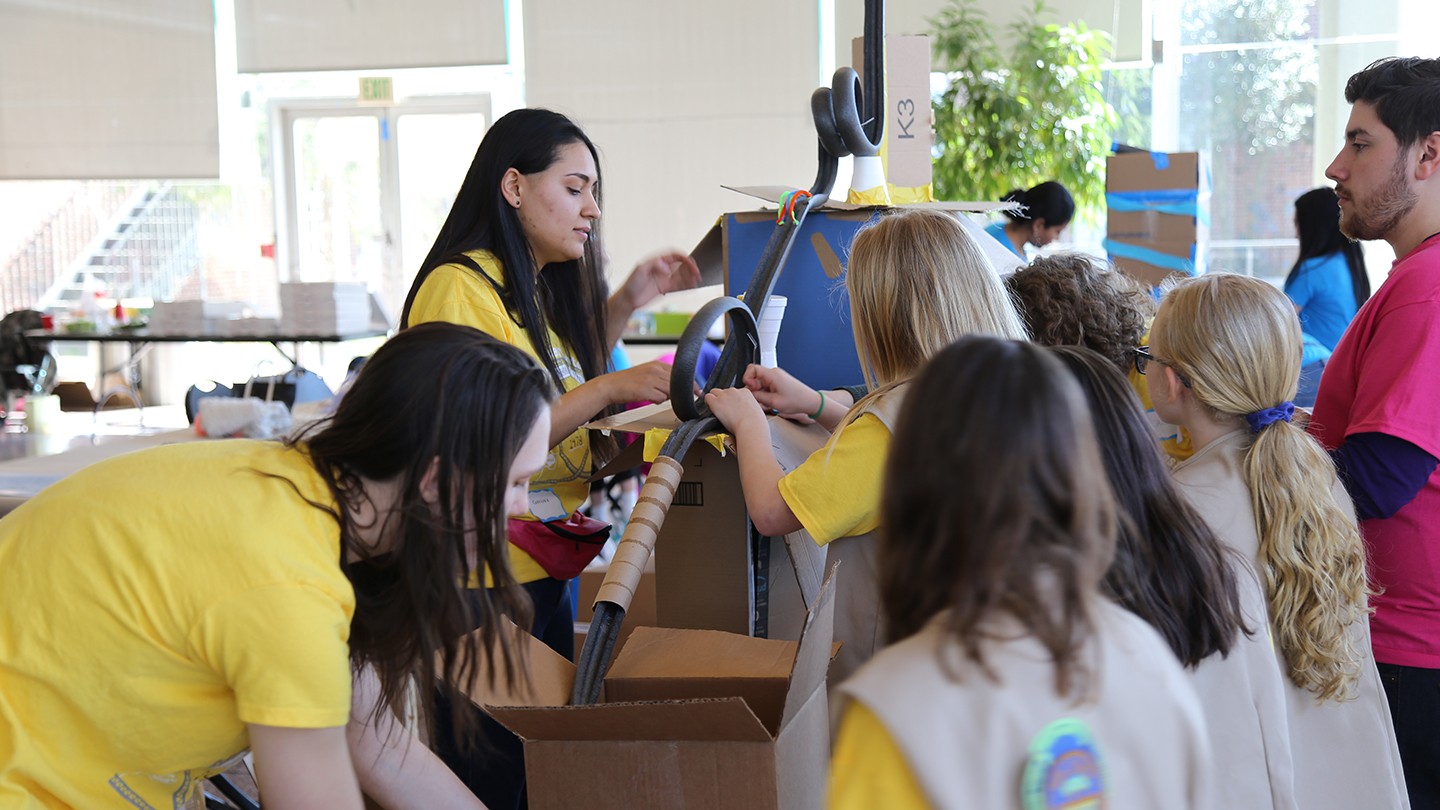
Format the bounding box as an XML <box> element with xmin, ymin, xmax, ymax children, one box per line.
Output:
<box><xmin>275</xmin><ymin>97</ymin><xmax>489</xmax><ymax>325</ymax></box>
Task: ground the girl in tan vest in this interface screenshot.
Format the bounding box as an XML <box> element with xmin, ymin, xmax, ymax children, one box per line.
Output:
<box><xmin>1148</xmin><ymin>273</ymin><xmax>1408</xmax><ymax>809</ymax></box>
<box><xmin>829</xmin><ymin>336</ymin><xmax>1213</xmax><ymax>810</ymax></box>
<box><xmin>706</xmin><ymin>208</ymin><xmax>1027</xmax><ymax>684</ymax></box>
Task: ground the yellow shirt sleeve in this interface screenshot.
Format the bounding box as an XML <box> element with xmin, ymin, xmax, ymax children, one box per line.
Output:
<box><xmin>408</xmin><ymin>261</ymin><xmax>521</xmax><ymax>343</ymax></box>
<box><xmin>189</xmin><ymin>585</ymin><xmax>353</xmax><ymax>728</ymax></box>
<box><xmin>829</xmin><ymin>701</ymin><xmax>931</xmax><ymax>810</ymax></box>
<box><xmin>778</xmin><ymin>413</ymin><xmax>890</xmax><ymax>545</ymax></box>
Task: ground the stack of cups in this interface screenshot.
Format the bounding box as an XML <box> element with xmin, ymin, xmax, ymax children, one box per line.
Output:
<box><xmin>756</xmin><ymin>295</ymin><xmax>787</xmax><ymax>368</ymax></box>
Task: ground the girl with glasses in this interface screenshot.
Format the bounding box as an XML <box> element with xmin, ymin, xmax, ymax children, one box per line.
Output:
<box><xmin>1149</xmin><ymin>273</ymin><xmax>1406</xmax><ymax>810</ymax></box>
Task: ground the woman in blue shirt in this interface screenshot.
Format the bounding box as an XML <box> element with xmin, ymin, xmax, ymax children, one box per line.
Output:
<box><xmin>1285</xmin><ymin>187</ymin><xmax>1370</xmax><ymax>351</ymax></box>
<box><xmin>984</xmin><ymin>181</ymin><xmax>1075</xmax><ymax>258</ymax></box>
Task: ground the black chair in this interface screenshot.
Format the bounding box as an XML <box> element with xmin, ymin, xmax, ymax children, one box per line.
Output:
<box><xmin>184</xmin><ymin>380</ymin><xmax>234</xmax><ymax>424</ymax></box>
<box><xmin>0</xmin><ymin>310</ymin><xmax>57</xmax><ymax>397</ymax></box>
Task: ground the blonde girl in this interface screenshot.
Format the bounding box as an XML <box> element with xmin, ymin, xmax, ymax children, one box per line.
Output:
<box><xmin>706</xmin><ymin>207</ymin><xmax>1027</xmax><ymax>683</ymax></box>
<box><xmin>1148</xmin><ymin>273</ymin><xmax>1407</xmax><ymax>809</ymax></box>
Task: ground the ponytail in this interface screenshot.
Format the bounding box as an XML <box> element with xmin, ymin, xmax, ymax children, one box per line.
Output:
<box><xmin>1243</xmin><ymin>416</ymin><xmax>1368</xmax><ymax>701</ymax></box>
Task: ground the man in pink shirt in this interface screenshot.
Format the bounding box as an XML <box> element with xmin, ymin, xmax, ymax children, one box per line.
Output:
<box><xmin>1312</xmin><ymin>56</ymin><xmax>1440</xmax><ymax>810</ymax></box>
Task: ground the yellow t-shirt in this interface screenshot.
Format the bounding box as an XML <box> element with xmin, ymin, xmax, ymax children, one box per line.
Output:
<box><xmin>778</xmin><ymin>413</ymin><xmax>890</xmax><ymax>545</ymax></box>
<box><xmin>829</xmin><ymin>702</ymin><xmax>930</xmax><ymax>810</ymax></box>
<box><xmin>0</xmin><ymin>440</ymin><xmax>354</xmax><ymax>810</ymax></box>
<box><xmin>407</xmin><ymin>250</ymin><xmax>591</xmax><ymax>585</ymax></box>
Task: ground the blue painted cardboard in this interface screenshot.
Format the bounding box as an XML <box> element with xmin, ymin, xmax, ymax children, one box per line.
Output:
<box><xmin>721</xmin><ymin>209</ymin><xmax>879</xmax><ymax>392</ymax></box>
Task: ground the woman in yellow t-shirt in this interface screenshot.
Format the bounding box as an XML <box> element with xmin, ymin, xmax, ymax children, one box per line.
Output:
<box><xmin>0</xmin><ymin>324</ymin><xmax>551</xmax><ymax>809</ymax></box>
<box><xmin>705</xmin><ymin>208</ymin><xmax>1028</xmax><ymax>684</ymax></box>
<box><xmin>830</xmin><ymin>336</ymin><xmax>1213</xmax><ymax>810</ymax></box>
<box><xmin>401</xmin><ymin>108</ymin><xmax>699</xmax><ymax>659</ymax></box>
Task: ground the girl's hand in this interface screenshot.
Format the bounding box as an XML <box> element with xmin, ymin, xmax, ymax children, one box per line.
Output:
<box><xmin>604</xmin><ymin>359</ymin><xmax>673</xmax><ymax>405</ymax></box>
<box><xmin>704</xmin><ymin>387</ymin><xmax>768</xmax><ymax>437</ymax></box>
<box><xmin>619</xmin><ymin>251</ymin><xmax>702</xmax><ymax>311</ymax></box>
<box><xmin>743</xmin><ymin>364</ymin><xmax>822</xmax><ymax>422</ymax></box>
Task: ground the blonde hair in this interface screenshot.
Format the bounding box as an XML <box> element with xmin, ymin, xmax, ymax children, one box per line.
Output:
<box><xmin>1152</xmin><ymin>273</ymin><xmax>1368</xmax><ymax>701</ymax></box>
<box><xmin>846</xmin><ymin>209</ymin><xmax>1028</xmax><ymax>398</ymax></box>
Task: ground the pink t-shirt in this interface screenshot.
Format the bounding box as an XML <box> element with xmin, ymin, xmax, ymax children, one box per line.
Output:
<box><xmin>1311</xmin><ymin>232</ymin><xmax>1440</xmax><ymax>668</ymax></box>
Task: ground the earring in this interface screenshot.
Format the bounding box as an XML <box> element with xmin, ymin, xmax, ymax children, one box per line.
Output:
<box><xmin>511</xmin><ymin>197</ymin><xmax>520</xmax><ymax>208</ymax></box>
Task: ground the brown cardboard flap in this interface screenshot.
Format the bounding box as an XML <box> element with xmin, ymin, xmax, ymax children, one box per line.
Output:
<box><xmin>456</xmin><ymin>621</ymin><xmax>575</xmax><ymax>709</ymax></box>
<box><xmin>723</xmin><ymin>184</ymin><xmax>1011</xmax><ymax>213</ymax></box>
<box><xmin>488</xmin><ymin>697</ymin><xmax>774</xmax><ymax>743</ymax></box>
<box><xmin>611</xmin><ymin>626</ymin><xmax>798</xmax><ymax>680</ymax></box>
<box><xmin>690</xmin><ymin>219</ymin><xmax>725</xmax><ymax>287</ymax></box>
<box><xmin>780</xmin><ymin>564</ymin><xmax>837</xmax><ymax>731</ymax></box>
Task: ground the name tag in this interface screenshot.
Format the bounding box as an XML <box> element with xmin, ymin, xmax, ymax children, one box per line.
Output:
<box><xmin>528</xmin><ymin>488</ymin><xmax>568</xmax><ymax>522</ymax></box>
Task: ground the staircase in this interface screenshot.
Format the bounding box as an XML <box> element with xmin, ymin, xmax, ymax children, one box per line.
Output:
<box><xmin>0</xmin><ymin>182</ymin><xmax>201</xmax><ymax>315</ymax></box>
<box><xmin>41</xmin><ymin>184</ymin><xmax>201</xmax><ymax>311</ymax></box>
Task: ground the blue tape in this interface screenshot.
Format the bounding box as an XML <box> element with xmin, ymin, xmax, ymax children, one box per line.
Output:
<box><xmin>1102</xmin><ymin>238</ymin><xmax>1196</xmax><ymax>274</ymax></box>
<box><xmin>1106</xmin><ymin>189</ymin><xmax>1199</xmax><ymax>217</ymax></box>
<box><xmin>1151</xmin><ymin>151</ymin><xmax>1170</xmax><ymax>171</ymax></box>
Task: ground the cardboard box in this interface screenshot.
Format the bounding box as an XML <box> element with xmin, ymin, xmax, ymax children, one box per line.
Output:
<box><xmin>471</xmin><ymin>570</ymin><xmax>837</xmax><ymax>810</ymax></box>
<box><xmin>691</xmin><ymin>192</ymin><xmax>1015</xmax><ymax>393</ymax></box>
<box><xmin>1104</xmin><ymin>150</ymin><xmax>1211</xmax><ymax>287</ymax></box>
<box><xmin>587</xmin><ymin>403</ymin><xmax>831</xmax><ymax>642</ymax></box>
<box><xmin>852</xmin><ymin>35</ymin><xmax>933</xmax><ymax>203</ymax></box>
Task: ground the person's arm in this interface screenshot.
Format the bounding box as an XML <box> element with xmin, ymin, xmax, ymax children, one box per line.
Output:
<box><xmin>605</xmin><ymin>251</ymin><xmax>702</xmax><ymax>349</ymax></box>
<box><xmin>743</xmin><ymin>365</ymin><xmax>851</xmax><ymax>432</ymax></box>
<box><xmin>1330</xmin><ymin>431</ymin><xmax>1438</xmax><ymax>520</ymax></box>
<box><xmin>248</xmin><ymin>724</ymin><xmax>364</xmax><ymax>810</ymax></box>
<box><xmin>704</xmin><ymin>387</ymin><xmax>804</xmax><ymax>536</ymax></box>
<box><xmin>347</xmin><ymin>669</ymin><xmax>487</xmax><ymax>809</ymax></box>
<box><xmin>546</xmin><ymin>360</ymin><xmax>674</xmax><ymax>447</ymax></box>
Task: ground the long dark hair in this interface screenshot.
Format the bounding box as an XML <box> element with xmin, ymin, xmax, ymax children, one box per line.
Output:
<box><xmin>1001</xmin><ymin>181</ymin><xmax>1075</xmax><ymax>227</ymax></box>
<box><xmin>1048</xmin><ymin>345</ymin><xmax>1247</xmax><ymax>668</ymax></box>
<box><xmin>297</xmin><ymin>322</ymin><xmax>549</xmax><ymax>741</ymax></box>
<box><xmin>400</xmin><ymin>108</ymin><xmax>612</xmax><ymax>401</ymax></box>
<box><xmin>1288</xmin><ymin>187</ymin><xmax>1369</xmax><ymax>308</ymax></box>
<box><xmin>881</xmin><ymin>336</ymin><xmax>1116</xmax><ymax>697</ymax></box>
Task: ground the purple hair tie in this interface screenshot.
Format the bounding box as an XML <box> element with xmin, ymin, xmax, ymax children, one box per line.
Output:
<box><xmin>1246</xmin><ymin>401</ymin><xmax>1295</xmax><ymax>433</ymax></box>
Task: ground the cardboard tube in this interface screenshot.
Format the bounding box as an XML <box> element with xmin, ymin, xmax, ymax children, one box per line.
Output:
<box><xmin>594</xmin><ymin>456</ymin><xmax>684</xmax><ymax>612</ymax></box>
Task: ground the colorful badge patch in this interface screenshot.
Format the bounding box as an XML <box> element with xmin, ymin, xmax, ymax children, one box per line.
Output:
<box><xmin>1021</xmin><ymin>717</ymin><xmax>1106</xmax><ymax>810</ymax></box>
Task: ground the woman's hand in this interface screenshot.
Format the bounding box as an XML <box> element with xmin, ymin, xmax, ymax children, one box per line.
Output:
<box><xmin>743</xmin><ymin>365</ymin><xmax>822</xmax><ymax>423</ymax></box>
<box><xmin>603</xmin><ymin>359</ymin><xmax>674</xmax><ymax>406</ymax></box>
<box><xmin>705</xmin><ymin>387</ymin><xmax>769</xmax><ymax>438</ymax></box>
<box><xmin>619</xmin><ymin>251</ymin><xmax>702</xmax><ymax>311</ymax></box>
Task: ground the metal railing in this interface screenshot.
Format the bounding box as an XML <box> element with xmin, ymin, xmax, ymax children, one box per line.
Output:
<box><xmin>0</xmin><ymin>184</ymin><xmax>135</xmax><ymax>313</ymax></box>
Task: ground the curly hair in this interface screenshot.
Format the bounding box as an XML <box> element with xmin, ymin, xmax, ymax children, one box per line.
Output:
<box><xmin>1005</xmin><ymin>253</ymin><xmax>1152</xmax><ymax>372</ymax></box>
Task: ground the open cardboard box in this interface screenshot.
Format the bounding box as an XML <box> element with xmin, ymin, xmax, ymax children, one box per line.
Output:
<box><xmin>464</xmin><ymin>568</ymin><xmax>838</xmax><ymax>810</ymax></box>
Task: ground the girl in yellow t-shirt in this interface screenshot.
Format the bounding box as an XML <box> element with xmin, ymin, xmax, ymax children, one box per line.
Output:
<box><xmin>400</xmin><ymin>107</ymin><xmax>699</xmax><ymax>807</ymax></box>
<box><xmin>402</xmin><ymin>108</ymin><xmax>699</xmax><ymax>658</ymax></box>
<box><xmin>705</xmin><ymin>207</ymin><xmax>1028</xmax><ymax>684</ymax></box>
<box><xmin>0</xmin><ymin>323</ymin><xmax>552</xmax><ymax>809</ymax></box>
<box><xmin>830</xmin><ymin>336</ymin><xmax>1213</xmax><ymax>810</ymax></box>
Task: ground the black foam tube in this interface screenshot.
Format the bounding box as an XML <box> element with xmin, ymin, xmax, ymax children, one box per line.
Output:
<box><xmin>669</xmin><ymin>296</ymin><xmax>759</xmax><ymax>422</ymax></box>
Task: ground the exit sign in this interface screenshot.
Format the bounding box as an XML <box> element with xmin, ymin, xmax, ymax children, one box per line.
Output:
<box><xmin>359</xmin><ymin>77</ymin><xmax>393</xmax><ymax>104</ymax></box>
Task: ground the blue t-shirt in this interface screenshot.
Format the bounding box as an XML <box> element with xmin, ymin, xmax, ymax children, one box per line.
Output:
<box><xmin>1284</xmin><ymin>251</ymin><xmax>1359</xmax><ymax>350</ymax></box>
<box><xmin>984</xmin><ymin>221</ymin><xmax>1025</xmax><ymax>258</ymax></box>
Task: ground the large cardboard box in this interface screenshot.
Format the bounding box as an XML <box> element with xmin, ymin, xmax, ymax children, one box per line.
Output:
<box><xmin>589</xmin><ymin>403</ymin><xmax>831</xmax><ymax>641</ymax></box>
<box><xmin>852</xmin><ymin>35</ymin><xmax>933</xmax><ymax>203</ymax></box>
<box><xmin>1104</xmin><ymin>150</ymin><xmax>1211</xmax><ymax>287</ymax></box>
<box><xmin>471</xmin><ymin>570</ymin><xmax>837</xmax><ymax>810</ymax></box>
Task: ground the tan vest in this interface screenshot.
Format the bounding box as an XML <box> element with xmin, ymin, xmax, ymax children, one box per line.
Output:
<box><xmin>840</xmin><ymin>603</ymin><xmax>1214</xmax><ymax>810</ymax></box>
<box><xmin>825</xmin><ymin>384</ymin><xmax>908</xmax><ymax>687</ymax></box>
<box><xmin>1174</xmin><ymin>431</ymin><xmax>1409</xmax><ymax>810</ymax></box>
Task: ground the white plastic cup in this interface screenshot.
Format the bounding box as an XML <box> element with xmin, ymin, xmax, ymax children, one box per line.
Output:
<box><xmin>24</xmin><ymin>394</ymin><xmax>62</xmax><ymax>434</ymax></box>
<box><xmin>755</xmin><ymin>295</ymin><xmax>787</xmax><ymax>367</ymax></box>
